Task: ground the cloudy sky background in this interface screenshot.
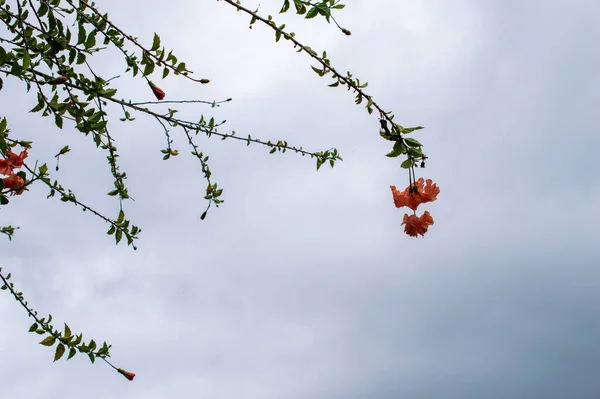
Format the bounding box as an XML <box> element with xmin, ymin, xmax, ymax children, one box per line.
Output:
<box><xmin>2</xmin><ymin>0</ymin><xmax>600</xmax><ymax>397</ymax></box>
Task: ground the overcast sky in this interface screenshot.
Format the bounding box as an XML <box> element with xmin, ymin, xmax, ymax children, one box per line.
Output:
<box><xmin>2</xmin><ymin>0</ymin><xmax>600</xmax><ymax>398</ymax></box>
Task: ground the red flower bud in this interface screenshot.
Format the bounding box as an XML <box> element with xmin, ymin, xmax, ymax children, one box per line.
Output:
<box><xmin>117</xmin><ymin>368</ymin><xmax>136</xmax><ymax>381</ymax></box>
<box><xmin>148</xmin><ymin>82</ymin><xmax>165</xmax><ymax>100</ymax></box>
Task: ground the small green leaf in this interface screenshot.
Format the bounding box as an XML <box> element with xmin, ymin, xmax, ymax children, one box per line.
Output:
<box><xmin>64</xmin><ymin>323</ymin><xmax>71</xmax><ymax>338</ymax></box>
<box><xmin>40</xmin><ymin>336</ymin><xmax>57</xmax><ymax>346</ymax></box>
<box><xmin>21</xmin><ymin>51</ymin><xmax>31</xmax><ymax>70</ymax></box>
<box><xmin>293</xmin><ymin>0</ymin><xmax>307</xmax><ymax>14</ymax></box>
<box><xmin>306</xmin><ymin>7</ymin><xmax>319</xmax><ymax>18</ymax></box>
<box><xmin>280</xmin><ymin>0</ymin><xmax>290</xmax><ymax>13</ymax></box>
<box><xmin>115</xmin><ymin>229</ymin><xmax>123</xmax><ymax>244</ymax></box>
<box><xmin>400</xmin><ymin>159</ymin><xmax>413</xmax><ymax>169</ymax></box>
<box><xmin>311</xmin><ymin>65</ymin><xmax>324</xmax><ymax>76</ymax></box>
<box><xmin>0</xmin><ymin>46</ymin><xmax>7</xmax><ymax>64</ymax></box>
<box><xmin>151</xmin><ymin>33</ymin><xmax>161</xmax><ymax>51</ymax></box>
<box><xmin>67</xmin><ymin>347</ymin><xmax>77</xmax><ymax>360</ymax></box>
<box><xmin>54</xmin><ymin>115</ymin><xmax>63</xmax><ymax>129</ymax></box>
<box><xmin>54</xmin><ymin>343</ymin><xmax>66</xmax><ymax>361</ymax></box>
<box><xmin>385</xmin><ymin>141</ymin><xmax>405</xmax><ymax>158</ymax></box>
<box><xmin>404</xmin><ymin>137</ymin><xmax>422</xmax><ymax>148</ymax></box>
<box><xmin>407</xmin><ymin>147</ymin><xmax>422</xmax><ymax>157</ymax></box>
<box><xmin>403</xmin><ymin>126</ymin><xmax>424</xmax><ymax>134</ymax></box>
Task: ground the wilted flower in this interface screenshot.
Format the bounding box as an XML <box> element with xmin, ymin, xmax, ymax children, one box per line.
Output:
<box><xmin>148</xmin><ymin>81</ymin><xmax>165</xmax><ymax>100</ymax></box>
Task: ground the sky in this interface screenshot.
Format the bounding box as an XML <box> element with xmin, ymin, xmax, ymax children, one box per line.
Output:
<box><xmin>1</xmin><ymin>0</ymin><xmax>600</xmax><ymax>397</ymax></box>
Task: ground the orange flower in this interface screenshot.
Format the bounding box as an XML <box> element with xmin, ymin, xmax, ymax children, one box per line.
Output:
<box><xmin>390</xmin><ymin>178</ymin><xmax>439</xmax><ymax>211</ymax></box>
<box><xmin>148</xmin><ymin>81</ymin><xmax>165</xmax><ymax>101</ymax></box>
<box><xmin>117</xmin><ymin>368</ymin><xmax>136</xmax><ymax>381</ymax></box>
<box><xmin>0</xmin><ymin>150</ymin><xmax>28</xmax><ymax>176</ymax></box>
<box><xmin>3</xmin><ymin>174</ymin><xmax>25</xmax><ymax>194</ymax></box>
<box><xmin>402</xmin><ymin>211</ymin><xmax>434</xmax><ymax>237</ymax></box>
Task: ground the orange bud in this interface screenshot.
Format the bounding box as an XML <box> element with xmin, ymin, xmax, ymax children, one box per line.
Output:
<box><xmin>117</xmin><ymin>368</ymin><xmax>136</xmax><ymax>381</ymax></box>
<box><xmin>148</xmin><ymin>82</ymin><xmax>165</xmax><ymax>100</ymax></box>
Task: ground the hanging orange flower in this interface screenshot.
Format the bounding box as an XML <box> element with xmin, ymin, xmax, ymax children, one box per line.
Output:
<box><xmin>402</xmin><ymin>211</ymin><xmax>434</xmax><ymax>237</ymax></box>
<box><xmin>117</xmin><ymin>368</ymin><xmax>136</xmax><ymax>381</ymax></box>
<box><xmin>391</xmin><ymin>177</ymin><xmax>439</xmax><ymax>237</ymax></box>
<box><xmin>0</xmin><ymin>149</ymin><xmax>28</xmax><ymax>176</ymax></box>
<box><xmin>148</xmin><ymin>81</ymin><xmax>165</xmax><ymax>101</ymax></box>
<box><xmin>390</xmin><ymin>178</ymin><xmax>439</xmax><ymax>211</ymax></box>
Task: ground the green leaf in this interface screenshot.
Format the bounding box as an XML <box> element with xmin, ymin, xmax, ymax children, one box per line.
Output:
<box><xmin>280</xmin><ymin>0</ymin><xmax>290</xmax><ymax>13</ymax></box>
<box><xmin>117</xmin><ymin>210</ymin><xmax>124</xmax><ymax>224</ymax></box>
<box><xmin>54</xmin><ymin>343</ymin><xmax>66</xmax><ymax>361</ymax></box>
<box><xmin>316</xmin><ymin>158</ymin><xmax>324</xmax><ymax>171</ymax></box>
<box><xmin>85</xmin><ymin>30</ymin><xmax>96</xmax><ymax>49</ymax></box>
<box><xmin>30</xmin><ymin>101</ymin><xmax>44</xmax><ymax>113</ymax></box>
<box><xmin>54</xmin><ymin>114</ymin><xmax>63</xmax><ymax>129</ymax></box>
<box><xmin>77</xmin><ymin>24</ymin><xmax>86</xmax><ymax>45</ymax></box>
<box><xmin>403</xmin><ymin>126</ymin><xmax>424</xmax><ymax>134</ymax></box>
<box><xmin>385</xmin><ymin>141</ymin><xmax>406</xmax><ymax>158</ymax></box>
<box><xmin>311</xmin><ymin>65</ymin><xmax>324</xmax><ymax>76</ymax></box>
<box><xmin>21</xmin><ymin>51</ymin><xmax>31</xmax><ymax>70</ymax></box>
<box><xmin>67</xmin><ymin>347</ymin><xmax>77</xmax><ymax>360</ymax></box>
<box><xmin>306</xmin><ymin>6</ymin><xmax>319</xmax><ymax>18</ymax></box>
<box><xmin>64</xmin><ymin>323</ymin><xmax>72</xmax><ymax>338</ymax></box>
<box><xmin>115</xmin><ymin>229</ymin><xmax>123</xmax><ymax>244</ymax></box>
<box><xmin>404</xmin><ymin>137</ymin><xmax>422</xmax><ymax>148</ymax></box>
<box><xmin>40</xmin><ymin>336</ymin><xmax>57</xmax><ymax>346</ymax></box>
<box><xmin>28</xmin><ymin>322</ymin><xmax>38</xmax><ymax>332</ymax></box>
<box><xmin>11</xmin><ymin>61</ymin><xmax>22</xmax><ymax>77</ymax></box>
<box><xmin>400</xmin><ymin>159</ymin><xmax>413</xmax><ymax>169</ymax></box>
<box><xmin>293</xmin><ymin>0</ymin><xmax>306</xmax><ymax>14</ymax></box>
<box><xmin>0</xmin><ymin>46</ymin><xmax>7</xmax><ymax>65</ymax></box>
<box><xmin>151</xmin><ymin>33</ymin><xmax>161</xmax><ymax>51</ymax></box>
<box><xmin>407</xmin><ymin>147</ymin><xmax>423</xmax><ymax>157</ymax></box>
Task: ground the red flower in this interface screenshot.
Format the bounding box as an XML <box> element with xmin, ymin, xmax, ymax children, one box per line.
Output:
<box><xmin>148</xmin><ymin>82</ymin><xmax>165</xmax><ymax>101</ymax></box>
<box><xmin>402</xmin><ymin>211</ymin><xmax>434</xmax><ymax>237</ymax></box>
<box><xmin>117</xmin><ymin>368</ymin><xmax>136</xmax><ymax>381</ymax></box>
<box><xmin>0</xmin><ymin>149</ymin><xmax>28</xmax><ymax>176</ymax></box>
<box><xmin>3</xmin><ymin>174</ymin><xmax>26</xmax><ymax>195</ymax></box>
